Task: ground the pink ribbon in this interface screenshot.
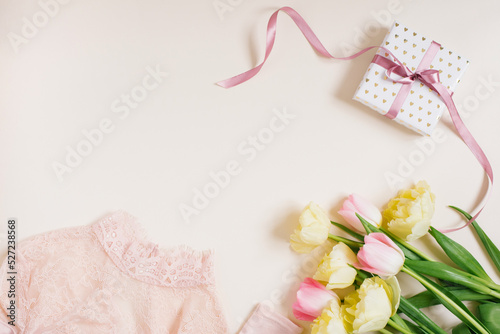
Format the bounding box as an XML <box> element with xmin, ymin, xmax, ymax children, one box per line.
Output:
<box><xmin>217</xmin><ymin>7</ymin><xmax>493</xmax><ymax>231</ymax></box>
<box><xmin>216</xmin><ymin>7</ymin><xmax>380</xmax><ymax>88</ymax></box>
<box><xmin>371</xmin><ymin>45</ymin><xmax>493</xmax><ymax>230</ymax></box>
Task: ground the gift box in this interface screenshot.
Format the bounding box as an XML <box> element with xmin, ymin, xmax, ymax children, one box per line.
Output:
<box><xmin>353</xmin><ymin>21</ymin><xmax>470</xmax><ymax>136</ymax></box>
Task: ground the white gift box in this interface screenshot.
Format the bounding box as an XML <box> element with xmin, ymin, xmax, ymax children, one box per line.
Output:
<box><xmin>353</xmin><ymin>21</ymin><xmax>470</xmax><ymax>136</ymax></box>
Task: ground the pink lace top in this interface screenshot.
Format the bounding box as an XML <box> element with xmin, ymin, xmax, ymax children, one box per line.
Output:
<box><xmin>0</xmin><ymin>211</ymin><xmax>303</xmax><ymax>334</ymax></box>
<box><xmin>0</xmin><ymin>211</ymin><xmax>229</xmax><ymax>333</ymax></box>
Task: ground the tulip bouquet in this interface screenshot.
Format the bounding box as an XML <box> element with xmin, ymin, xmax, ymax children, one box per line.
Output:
<box><xmin>290</xmin><ymin>181</ymin><xmax>500</xmax><ymax>333</ymax></box>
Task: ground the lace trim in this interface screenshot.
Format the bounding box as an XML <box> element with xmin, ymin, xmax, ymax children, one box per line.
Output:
<box><xmin>91</xmin><ymin>211</ymin><xmax>215</xmax><ymax>287</ymax></box>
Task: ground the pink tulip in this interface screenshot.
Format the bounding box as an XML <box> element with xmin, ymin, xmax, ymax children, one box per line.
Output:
<box><xmin>356</xmin><ymin>233</ymin><xmax>405</xmax><ymax>277</ymax></box>
<box><xmin>338</xmin><ymin>194</ymin><xmax>382</xmax><ymax>233</ymax></box>
<box><xmin>292</xmin><ymin>277</ymin><xmax>338</xmax><ymax>322</ymax></box>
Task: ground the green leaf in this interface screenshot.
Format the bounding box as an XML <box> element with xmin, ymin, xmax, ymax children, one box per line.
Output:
<box><xmin>390</xmin><ymin>238</ymin><xmax>423</xmax><ymax>261</ymax></box>
<box><xmin>330</xmin><ymin>221</ymin><xmax>364</xmax><ymax>241</ymax></box>
<box><xmin>405</xmin><ymin>260</ymin><xmax>499</xmax><ymax>298</ymax></box>
<box><xmin>452</xmin><ymin>323</ymin><xmax>473</xmax><ymax>334</ymax></box>
<box><xmin>356</xmin><ymin>213</ymin><xmax>377</xmax><ymax>234</ymax></box>
<box><xmin>402</xmin><ymin>265</ymin><xmax>491</xmax><ymax>334</ymax></box>
<box><xmin>354</xmin><ymin>267</ymin><xmax>372</xmax><ymax>280</ymax></box>
<box><xmin>397</xmin><ymin>240</ymin><xmax>425</xmax><ymax>261</ymax></box>
<box><xmin>398</xmin><ymin>296</ymin><xmax>448</xmax><ymax>334</ymax></box>
<box><xmin>387</xmin><ymin>318</ymin><xmax>415</xmax><ymax>334</ymax></box>
<box><xmin>407</xmin><ymin>288</ymin><xmax>494</xmax><ymax>309</ymax></box>
<box><xmin>390</xmin><ymin>313</ymin><xmax>410</xmax><ymax>330</ymax></box>
<box><xmin>478</xmin><ymin>304</ymin><xmax>500</xmax><ymax>333</ymax></box>
<box><xmin>429</xmin><ymin>226</ymin><xmax>492</xmax><ymax>282</ymax></box>
<box><xmin>356</xmin><ymin>213</ymin><xmax>372</xmax><ymax>235</ymax></box>
<box><xmin>421</xmin><ymin>278</ymin><xmax>490</xmax><ymax>334</ymax></box>
<box><xmin>450</xmin><ymin>206</ymin><xmax>500</xmax><ymax>275</ymax></box>
<box><xmin>327</xmin><ymin>234</ymin><xmax>363</xmax><ymax>252</ymax></box>
<box><xmin>403</xmin><ymin>320</ymin><xmax>429</xmax><ymax>334</ymax></box>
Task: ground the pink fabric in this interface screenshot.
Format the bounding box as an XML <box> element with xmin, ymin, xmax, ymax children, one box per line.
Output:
<box><xmin>0</xmin><ymin>211</ymin><xmax>229</xmax><ymax>333</ymax></box>
<box><xmin>239</xmin><ymin>304</ymin><xmax>302</xmax><ymax>334</ymax></box>
<box><xmin>0</xmin><ymin>322</ymin><xmax>15</xmax><ymax>334</ymax></box>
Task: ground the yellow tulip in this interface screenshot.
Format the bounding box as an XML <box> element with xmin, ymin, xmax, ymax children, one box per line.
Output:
<box><xmin>342</xmin><ymin>276</ymin><xmax>401</xmax><ymax>333</ymax></box>
<box><xmin>313</xmin><ymin>242</ymin><xmax>358</xmax><ymax>289</ymax></box>
<box><xmin>311</xmin><ymin>299</ymin><xmax>348</xmax><ymax>334</ymax></box>
<box><xmin>290</xmin><ymin>202</ymin><xmax>331</xmax><ymax>253</ymax></box>
<box><xmin>383</xmin><ymin>180</ymin><xmax>435</xmax><ymax>241</ymax></box>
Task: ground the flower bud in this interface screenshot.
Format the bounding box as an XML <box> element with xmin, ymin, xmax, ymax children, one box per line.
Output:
<box><xmin>290</xmin><ymin>202</ymin><xmax>331</xmax><ymax>253</ymax></box>
<box><xmin>356</xmin><ymin>233</ymin><xmax>405</xmax><ymax>278</ymax></box>
<box><xmin>338</xmin><ymin>194</ymin><xmax>382</xmax><ymax>233</ymax></box>
<box><xmin>313</xmin><ymin>242</ymin><xmax>358</xmax><ymax>289</ymax></box>
<box><xmin>383</xmin><ymin>180</ymin><xmax>435</xmax><ymax>241</ymax></box>
<box><xmin>342</xmin><ymin>276</ymin><xmax>401</xmax><ymax>333</ymax></box>
<box><xmin>311</xmin><ymin>299</ymin><xmax>348</xmax><ymax>334</ymax></box>
<box><xmin>293</xmin><ymin>278</ymin><xmax>339</xmax><ymax>322</ymax></box>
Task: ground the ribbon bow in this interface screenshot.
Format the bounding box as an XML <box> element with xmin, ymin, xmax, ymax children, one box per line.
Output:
<box><xmin>392</xmin><ymin>67</ymin><xmax>440</xmax><ymax>86</ymax></box>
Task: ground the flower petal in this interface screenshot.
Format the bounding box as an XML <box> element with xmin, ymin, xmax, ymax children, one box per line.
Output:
<box><xmin>290</xmin><ymin>202</ymin><xmax>331</xmax><ymax>253</ymax></box>
<box><xmin>365</xmin><ymin>233</ymin><xmax>405</xmax><ymax>258</ymax></box>
<box><xmin>293</xmin><ymin>278</ymin><xmax>338</xmax><ymax>322</ymax></box>
<box><xmin>383</xmin><ymin>181</ymin><xmax>435</xmax><ymax>241</ymax></box>
<box><xmin>356</xmin><ymin>233</ymin><xmax>405</xmax><ymax>277</ymax></box>
<box><xmin>338</xmin><ymin>209</ymin><xmax>364</xmax><ymax>232</ymax></box>
<box><xmin>350</xmin><ymin>194</ymin><xmax>383</xmax><ymax>226</ymax></box>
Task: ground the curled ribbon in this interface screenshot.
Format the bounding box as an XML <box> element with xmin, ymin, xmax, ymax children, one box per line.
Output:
<box><xmin>372</xmin><ymin>44</ymin><xmax>493</xmax><ymax>231</ymax></box>
<box><xmin>217</xmin><ymin>7</ymin><xmax>493</xmax><ymax>231</ymax></box>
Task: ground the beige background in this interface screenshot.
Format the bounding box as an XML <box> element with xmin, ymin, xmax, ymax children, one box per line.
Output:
<box><xmin>1</xmin><ymin>0</ymin><xmax>500</xmax><ymax>332</ymax></box>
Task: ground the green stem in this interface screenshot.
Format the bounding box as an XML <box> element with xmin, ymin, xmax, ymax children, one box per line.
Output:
<box><xmin>402</xmin><ymin>266</ymin><xmax>490</xmax><ymax>334</ymax></box>
<box><xmin>387</xmin><ymin>318</ymin><xmax>415</xmax><ymax>334</ymax></box>
<box><xmin>479</xmin><ymin>280</ymin><xmax>500</xmax><ymax>294</ymax></box>
<box><xmin>380</xmin><ymin>227</ymin><xmax>434</xmax><ymax>262</ymax></box>
<box><xmin>328</xmin><ymin>234</ymin><xmax>363</xmax><ymax>248</ymax></box>
<box><xmin>488</xmin><ymin>289</ymin><xmax>500</xmax><ymax>299</ymax></box>
<box><xmin>378</xmin><ymin>329</ymin><xmax>393</xmax><ymax>334</ymax></box>
<box><xmin>354</xmin><ymin>268</ymin><xmax>371</xmax><ymax>280</ymax></box>
<box><xmin>464</xmin><ymin>274</ymin><xmax>500</xmax><ymax>293</ymax></box>
<box><xmin>330</xmin><ymin>221</ymin><xmax>364</xmax><ymax>241</ymax></box>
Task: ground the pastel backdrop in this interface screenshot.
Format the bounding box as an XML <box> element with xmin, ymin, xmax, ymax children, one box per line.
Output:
<box><xmin>1</xmin><ymin>0</ymin><xmax>499</xmax><ymax>332</ymax></box>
